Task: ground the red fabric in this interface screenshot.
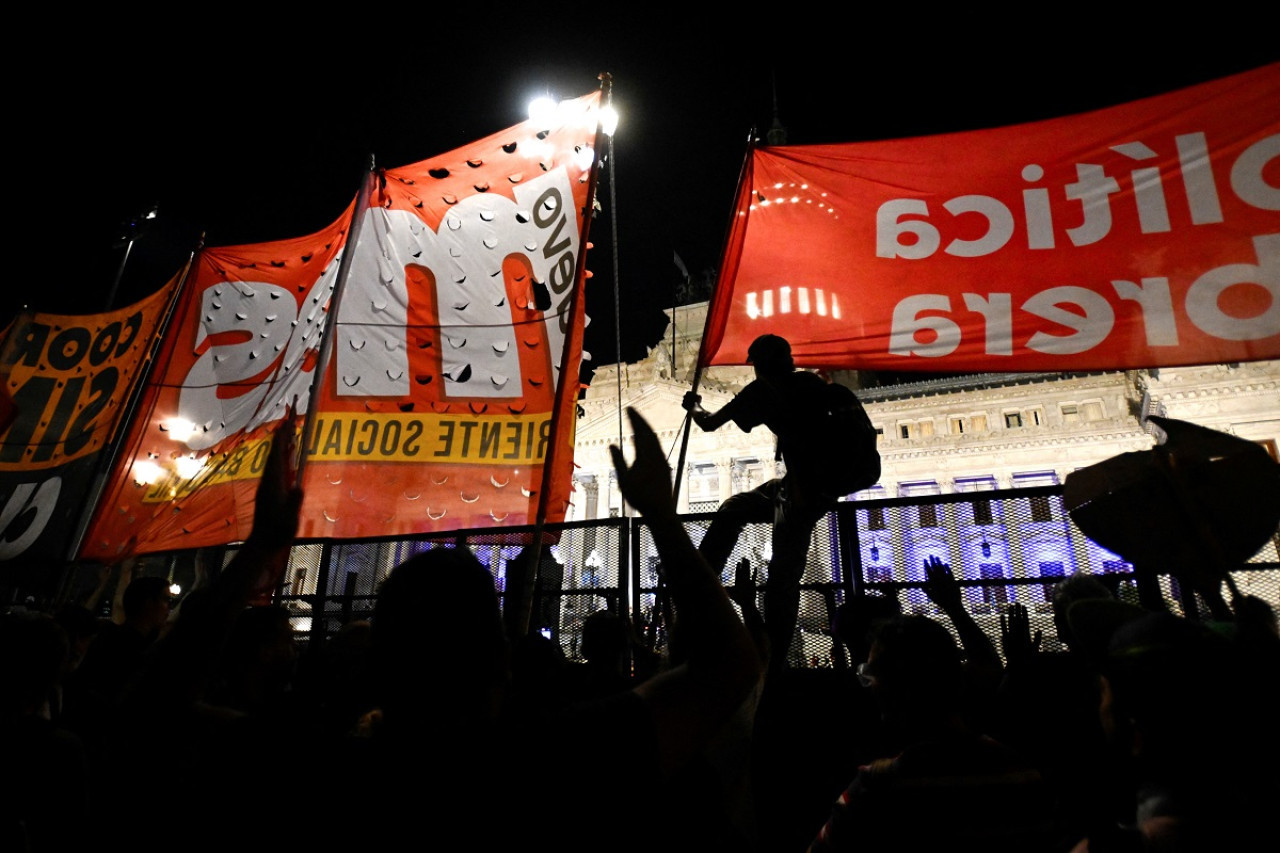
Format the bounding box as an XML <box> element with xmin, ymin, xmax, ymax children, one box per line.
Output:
<box><xmin>703</xmin><ymin>63</ymin><xmax>1280</xmax><ymax>372</ymax></box>
<box><xmin>79</xmin><ymin>91</ymin><xmax>602</xmax><ymax>559</ymax></box>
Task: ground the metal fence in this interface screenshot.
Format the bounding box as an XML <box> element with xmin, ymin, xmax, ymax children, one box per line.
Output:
<box><xmin>35</xmin><ymin>485</ymin><xmax>1280</xmax><ymax>667</ymax></box>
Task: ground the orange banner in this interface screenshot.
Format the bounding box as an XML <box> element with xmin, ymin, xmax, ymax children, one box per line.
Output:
<box><xmin>703</xmin><ymin>63</ymin><xmax>1280</xmax><ymax>372</ymax></box>
<box><xmin>79</xmin><ymin>90</ymin><xmax>602</xmax><ymax>559</ymax></box>
<box><xmin>0</xmin><ymin>275</ymin><xmax>178</xmax><ymax>562</ymax></box>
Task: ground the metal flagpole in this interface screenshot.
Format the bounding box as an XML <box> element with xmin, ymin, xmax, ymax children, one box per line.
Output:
<box><xmin>670</xmin><ymin>130</ymin><xmax>757</xmax><ymax>503</ymax></box>
<box><xmin>513</xmin><ymin>75</ymin><xmax>612</xmax><ymax>640</ymax></box>
<box><xmin>295</xmin><ymin>158</ymin><xmax>376</xmax><ymax>487</ymax></box>
<box><xmin>66</xmin><ymin>237</ymin><xmax>199</xmax><ymax>566</ymax></box>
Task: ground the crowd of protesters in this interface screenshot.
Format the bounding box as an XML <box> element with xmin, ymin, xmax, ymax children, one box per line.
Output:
<box><xmin>4</xmin><ymin>406</ymin><xmax>1279</xmax><ymax>852</ymax></box>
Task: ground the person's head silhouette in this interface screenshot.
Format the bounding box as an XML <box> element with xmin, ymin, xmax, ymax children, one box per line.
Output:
<box><xmin>747</xmin><ymin>334</ymin><xmax>794</xmax><ymax>378</ymax></box>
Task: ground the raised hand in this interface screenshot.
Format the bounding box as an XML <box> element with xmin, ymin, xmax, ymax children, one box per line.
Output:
<box><xmin>249</xmin><ymin>414</ymin><xmax>304</xmax><ymax>550</ymax></box>
<box><xmin>999</xmin><ymin>602</ymin><xmax>1043</xmax><ymax>665</ymax></box>
<box><xmin>609</xmin><ymin>408</ymin><xmax>676</xmax><ymax>522</ymax></box>
<box><xmin>922</xmin><ymin>555</ymin><xmax>963</xmax><ymax>612</ymax></box>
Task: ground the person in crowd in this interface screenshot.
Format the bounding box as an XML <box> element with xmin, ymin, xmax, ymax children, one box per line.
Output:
<box><xmin>808</xmin><ymin>613</ymin><xmax>1056</xmax><ymax>853</ymax></box>
<box><xmin>73</xmin><ymin>574</ymin><xmax>173</xmax><ymax>697</ymax></box>
<box><xmin>919</xmin><ymin>555</ymin><xmax>1004</xmax><ymax>732</ymax></box>
<box><xmin>332</xmin><ymin>406</ymin><xmax>763</xmax><ymax>850</ymax></box>
<box><xmin>563</xmin><ymin>608</ymin><xmax>640</xmax><ymax>703</ymax></box>
<box><xmin>1064</xmin><ymin>598</ymin><xmax>1280</xmax><ymax>852</ymax></box>
<box><xmin>0</xmin><ymin>609</ymin><xmax>91</xmax><ymax>852</ymax></box>
<box><xmin>682</xmin><ymin>334</ymin><xmax>844</xmax><ymax>670</ymax></box>
<box><xmin>994</xmin><ymin>576</ymin><xmax>1130</xmax><ymax>850</ymax></box>
<box><xmin>85</xmin><ymin>421</ymin><xmax>305</xmax><ymax>849</ymax></box>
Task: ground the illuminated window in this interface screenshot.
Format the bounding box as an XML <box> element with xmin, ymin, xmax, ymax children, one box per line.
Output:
<box><xmin>1038</xmin><ymin>561</ymin><xmax>1065</xmax><ymax>601</ymax></box>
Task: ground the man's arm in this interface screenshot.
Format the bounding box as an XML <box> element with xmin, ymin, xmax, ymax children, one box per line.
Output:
<box><xmin>682</xmin><ymin>391</ymin><xmax>733</xmax><ymax>432</ymax></box>
<box><xmin>611</xmin><ymin>407</ymin><xmax>762</xmax><ymax>775</ymax></box>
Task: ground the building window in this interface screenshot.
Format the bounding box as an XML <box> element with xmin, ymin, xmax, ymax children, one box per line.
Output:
<box><xmin>973</xmin><ymin>499</ymin><xmax>993</xmax><ymax>524</ymax></box>
<box><xmin>1012</xmin><ymin>471</ymin><xmax>1059</xmax><ymax>488</ymax></box>
<box><xmin>1084</xmin><ymin>401</ymin><xmax>1104</xmax><ymax>421</ymax></box>
<box><xmin>1038</xmin><ymin>561</ymin><xmax>1065</xmax><ymax>601</ymax></box>
<box><xmin>919</xmin><ymin>420</ymin><xmax>935</xmax><ymax>438</ymax></box>
<box><xmin>949</xmin><ymin>417</ymin><xmax>965</xmax><ymax>435</ymax></box>
<box><xmin>971</xmin><ymin>414</ymin><xmax>987</xmax><ymax>432</ymax></box>
<box><xmin>1061</xmin><ymin>404</ymin><xmax>1080</xmax><ymax>423</ymax></box>
<box><xmin>899</xmin><ymin>480</ymin><xmax>941</xmax><ymax>497</ymax></box>
<box><xmin>687</xmin><ymin>462</ymin><xmax>719</xmax><ymax>506</ymax></box>
<box><xmin>1031</xmin><ymin>409</ymin><xmax>1043</xmax><ymax>426</ymax></box>
<box><xmin>954</xmin><ymin>475</ymin><xmax>997</xmax><ymax>493</ymax></box>
<box><xmin>1005</xmin><ymin>412</ymin><xmax>1023</xmax><ymax>428</ymax></box>
<box><xmin>899</xmin><ymin>424</ymin><xmax>911</xmax><ymax>439</ymax></box>
<box><xmin>979</xmin><ymin>563</ymin><xmax>1007</xmax><ymax>604</ymax></box>
<box><xmin>732</xmin><ymin>458</ymin><xmax>763</xmax><ymax>494</ymax></box>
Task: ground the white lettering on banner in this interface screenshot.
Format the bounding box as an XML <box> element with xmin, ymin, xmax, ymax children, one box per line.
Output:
<box><xmin>171</xmin><ymin>170</ymin><xmax>581</xmax><ymax>452</ymax></box>
<box><xmin>890</xmin><ymin>234</ymin><xmax>1280</xmax><ymax>357</ymax></box>
<box><xmin>0</xmin><ymin>478</ymin><xmax>61</xmax><ymax>559</ymax></box>
<box><xmin>877</xmin><ymin>132</ymin><xmax>1278</xmax><ymax>259</ymax></box>
<box><xmin>177</xmin><ymin>265</ymin><xmax>341</xmax><ymax>451</ymax></box>
<box><xmin>337</xmin><ymin>169</ymin><xmax>579</xmax><ymax>398</ymax></box>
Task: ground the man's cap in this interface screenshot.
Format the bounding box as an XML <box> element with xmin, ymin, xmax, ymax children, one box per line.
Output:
<box><xmin>747</xmin><ymin>334</ymin><xmax>791</xmax><ymax>368</ymax></box>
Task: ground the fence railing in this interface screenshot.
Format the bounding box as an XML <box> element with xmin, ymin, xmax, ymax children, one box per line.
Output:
<box><xmin>36</xmin><ymin>485</ymin><xmax>1280</xmax><ymax>668</ymax></box>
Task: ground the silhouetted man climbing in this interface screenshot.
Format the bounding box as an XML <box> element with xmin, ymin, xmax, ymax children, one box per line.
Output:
<box><xmin>684</xmin><ymin>334</ymin><xmax>875</xmax><ymax>669</ymax></box>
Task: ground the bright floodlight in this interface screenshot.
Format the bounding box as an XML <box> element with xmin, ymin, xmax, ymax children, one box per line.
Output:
<box><xmin>528</xmin><ymin>95</ymin><xmax>557</xmax><ymax>129</ymax></box>
<box><xmin>600</xmin><ymin>105</ymin><xmax>619</xmax><ymax>136</ymax></box>
<box><xmin>168</xmin><ymin>582</ymin><xmax>182</xmax><ymax>596</ymax></box>
<box><xmin>175</xmin><ymin>455</ymin><xmax>204</xmax><ymax>480</ymax></box>
<box><xmin>162</xmin><ymin>418</ymin><xmax>196</xmax><ymax>443</ymax></box>
<box><xmin>133</xmin><ymin>460</ymin><xmax>163</xmax><ymax>486</ymax></box>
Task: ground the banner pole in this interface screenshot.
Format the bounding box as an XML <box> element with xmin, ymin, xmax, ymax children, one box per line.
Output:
<box><xmin>67</xmin><ymin>241</ymin><xmax>199</xmax><ymax>565</ymax></box>
<box><xmin>511</xmin><ymin>76</ymin><xmax>612</xmax><ymax>640</ymax></box>
<box><xmin>671</xmin><ymin>132</ymin><xmax>756</xmax><ymax>504</ymax></box>
<box><xmin>295</xmin><ymin>159</ymin><xmax>376</xmax><ymax>487</ymax></box>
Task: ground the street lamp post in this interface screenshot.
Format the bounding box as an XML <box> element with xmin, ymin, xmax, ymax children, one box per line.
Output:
<box><xmin>105</xmin><ymin>205</ymin><xmax>157</xmax><ymax>311</ymax></box>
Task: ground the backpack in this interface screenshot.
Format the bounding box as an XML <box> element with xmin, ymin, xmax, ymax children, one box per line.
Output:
<box><xmin>817</xmin><ymin>382</ymin><xmax>881</xmax><ymax>497</ymax></box>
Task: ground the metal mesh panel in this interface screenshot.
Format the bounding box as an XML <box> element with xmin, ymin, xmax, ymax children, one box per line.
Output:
<box><xmin>40</xmin><ymin>485</ymin><xmax>1273</xmax><ymax>672</ymax></box>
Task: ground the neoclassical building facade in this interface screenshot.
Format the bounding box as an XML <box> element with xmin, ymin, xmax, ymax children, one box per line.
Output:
<box><xmin>570</xmin><ymin>302</ymin><xmax>1280</xmax><ymax>522</ymax></box>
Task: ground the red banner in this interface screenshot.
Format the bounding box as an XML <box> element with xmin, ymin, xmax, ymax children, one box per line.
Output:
<box><xmin>79</xmin><ymin>91</ymin><xmax>602</xmax><ymax>559</ymax></box>
<box><xmin>1</xmin><ymin>276</ymin><xmax>178</xmax><ymax>562</ymax></box>
<box><xmin>702</xmin><ymin>63</ymin><xmax>1280</xmax><ymax>372</ymax></box>
<box><xmin>298</xmin><ymin>89</ymin><xmax>600</xmax><ymax>541</ymax></box>
<box><xmin>78</xmin><ymin>213</ymin><xmax>356</xmax><ymax>560</ymax></box>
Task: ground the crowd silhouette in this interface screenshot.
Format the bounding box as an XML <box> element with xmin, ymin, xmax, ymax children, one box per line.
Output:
<box><xmin>4</xmin><ymin>407</ymin><xmax>1279</xmax><ymax>852</ymax></box>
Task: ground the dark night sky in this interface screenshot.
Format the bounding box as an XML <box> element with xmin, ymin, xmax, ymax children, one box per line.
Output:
<box><xmin>11</xmin><ymin>16</ymin><xmax>1277</xmax><ymax>378</ymax></box>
